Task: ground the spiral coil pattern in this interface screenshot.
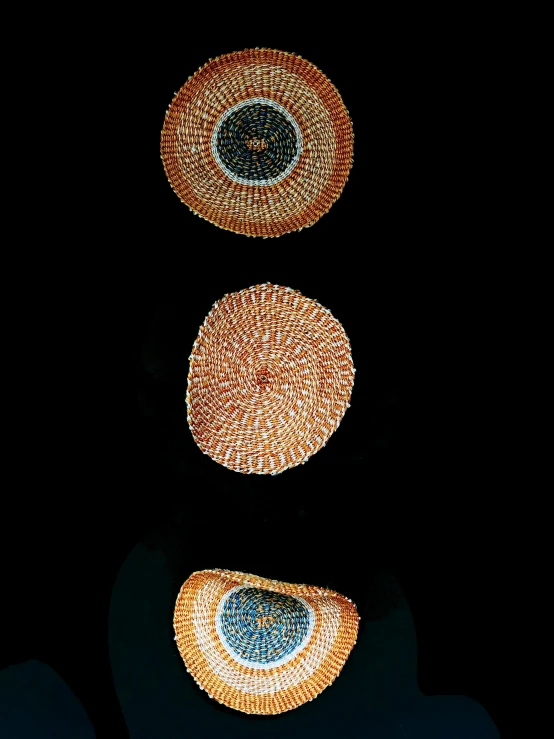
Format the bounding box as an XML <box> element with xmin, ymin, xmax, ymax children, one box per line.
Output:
<box><xmin>218</xmin><ymin>588</ymin><xmax>313</xmax><ymax>666</ymax></box>
<box><xmin>161</xmin><ymin>48</ymin><xmax>353</xmax><ymax>237</ymax></box>
<box><xmin>186</xmin><ymin>283</ymin><xmax>355</xmax><ymax>474</ymax></box>
<box><xmin>174</xmin><ymin>569</ymin><xmax>360</xmax><ymax>714</ymax></box>
<box><xmin>211</xmin><ymin>99</ymin><xmax>302</xmax><ymax>186</ymax></box>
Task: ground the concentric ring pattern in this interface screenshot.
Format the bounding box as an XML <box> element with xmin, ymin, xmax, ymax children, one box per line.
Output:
<box><xmin>174</xmin><ymin>569</ymin><xmax>360</xmax><ymax>714</ymax></box>
<box><xmin>211</xmin><ymin>98</ymin><xmax>302</xmax><ymax>186</ymax></box>
<box><xmin>186</xmin><ymin>283</ymin><xmax>355</xmax><ymax>474</ymax></box>
<box><xmin>160</xmin><ymin>48</ymin><xmax>353</xmax><ymax>237</ymax></box>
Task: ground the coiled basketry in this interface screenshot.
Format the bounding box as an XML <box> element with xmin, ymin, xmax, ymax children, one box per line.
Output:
<box><xmin>174</xmin><ymin>569</ymin><xmax>360</xmax><ymax>714</ymax></box>
<box><xmin>186</xmin><ymin>283</ymin><xmax>355</xmax><ymax>474</ymax></box>
<box><xmin>161</xmin><ymin>48</ymin><xmax>353</xmax><ymax>237</ymax></box>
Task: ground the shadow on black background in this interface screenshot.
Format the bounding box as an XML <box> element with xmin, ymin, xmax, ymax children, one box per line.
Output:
<box><xmin>2</xmin><ymin>12</ymin><xmax>515</xmax><ymax>737</ymax></box>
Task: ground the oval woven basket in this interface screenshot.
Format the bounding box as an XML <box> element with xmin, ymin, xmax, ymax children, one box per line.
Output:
<box><xmin>186</xmin><ymin>283</ymin><xmax>355</xmax><ymax>474</ymax></box>
<box><xmin>174</xmin><ymin>569</ymin><xmax>360</xmax><ymax>714</ymax></box>
<box><xmin>161</xmin><ymin>48</ymin><xmax>353</xmax><ymax>237</ymax></box>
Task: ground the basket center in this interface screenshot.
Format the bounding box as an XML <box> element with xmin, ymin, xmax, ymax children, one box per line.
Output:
<box><xmin>256</xmin><ymin>367</ymin><xmax>271</xmax><ymax>387</ymax></box>
<box><xmin>218</xmin><ymin>587</ymin><xmax>312</xmax><ymax>666</ymax></box>
<box><xmin>246</xmin><ymin>137</ymin><xmax>268</xmax><ymax>152</ymax></box>
<box><xmin>255</xmin><ymin>614</ymin><xmax>276</xmax><ymax>628</ymax></box>
<box><xmin>211</xmin><ymin>97</ymin><xmax>303</xmax><ymax>186</ymax></box>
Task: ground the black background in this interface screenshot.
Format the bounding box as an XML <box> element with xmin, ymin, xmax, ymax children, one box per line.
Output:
<box><xmin>3</xmin><ymin>11</ymin><xmax>518</xmax><ymax>736</ymax></box>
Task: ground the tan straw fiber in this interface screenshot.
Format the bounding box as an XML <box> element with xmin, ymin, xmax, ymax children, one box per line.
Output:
<box><xmin>186</xmin><ymin>283</ymin><xmax>355</xmax><ymax>474</ymax></box>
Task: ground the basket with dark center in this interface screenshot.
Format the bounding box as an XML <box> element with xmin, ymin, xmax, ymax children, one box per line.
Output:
<box><xmin>174</xmin><ymin>569</ymin><xmax>360</xmax><ymax>714</ymax></box>
<box><xmin>186</xmin><ymin>283</ymin><xmax>355</xmax><ymax>474</ymax></box>
<box><xmin>161</xmin><ymin>48</ymin><xmax>353</xmax><ymax>237</ymax></box>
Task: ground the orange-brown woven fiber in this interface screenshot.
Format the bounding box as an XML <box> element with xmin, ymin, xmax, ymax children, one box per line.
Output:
<box><xmin>160</xmin><ymin>48</ymin><xmax>353</xmax><ymax>237</ymax></box>
<box><xmin>173</xmin><ymin>569</ymin><xmax>360</xmax><ymax>715</ymax></box>
<box><xmin>186</xmin><ymin>283</ymin><xmax>355</xmax><ymax>474</ymax></box>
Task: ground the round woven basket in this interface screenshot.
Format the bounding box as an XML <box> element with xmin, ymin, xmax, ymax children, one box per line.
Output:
<box><xmin>161</xmin><ymin>48</ymin><xmax>353</xmax><ymax>237</ymax></box>
<box><xmin>186</xmin><ymin>283</ymin><xmax>355</xmax><ymax>474</ymax></box>
<box><xmin>174</xmin><ymin>569</ymin><xmax>360</xmax><ymax>715</ymax></box>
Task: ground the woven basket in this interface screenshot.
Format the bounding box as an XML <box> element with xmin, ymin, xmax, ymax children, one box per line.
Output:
<box><xmin>174</xmin><ymin>569</ymin><xmax>360</xmax><ymax>715</ymax></box>
<box><xmin>161</xmin><ymin>48</ymin><xmax>353</xmax><ymax>237</ymax></box>
<box><xmin>186</xmin><ymin>283</ymin><xmax>355</xmax><ymax>474</ymax></box>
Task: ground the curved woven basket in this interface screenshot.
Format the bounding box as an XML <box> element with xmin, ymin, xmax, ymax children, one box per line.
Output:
<box><xmin>161</xmin><ymin>48</ymin><xmax>353</xmax><ymax>237</ymax></box>
<box><xmin>186</xmin><ymin>283</ymin><xmax>355</xmax><ymax>474</ymax></box>
<box><xmin>174</xmin><ymin>569</ymin><xmax>360</xmax><ymax>715</ymax></box>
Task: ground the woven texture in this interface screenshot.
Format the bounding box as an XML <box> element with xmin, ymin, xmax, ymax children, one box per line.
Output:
<box><xmin>174</xmin><ymin>569</ymin><xmax>360</xmax><ymax>715</ymax></box>
<box><xmin>186</xmin><ymin>283</ymin><xmax>355</xmax><ymax>474</ymax></box>
<box><xmin>161</xmin><ymin>48</ymin><xmax>353</xmax><ymax>237</ymax></box>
